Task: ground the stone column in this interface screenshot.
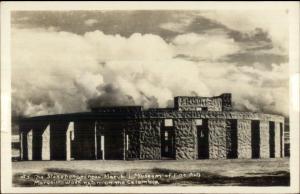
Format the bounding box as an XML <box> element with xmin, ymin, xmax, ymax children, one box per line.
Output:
<box><xmin>101</xmin><ymin>135</ymin><xmax>105</xmax><ymax>160</ymax></box>
<box><xmin>174</xmin><ymin>119</ymin><xmax>197</xmax><ymax>160</ymax></box>
<box><xmin>20</xmin><ymin>132</ymin><xmax>24</xmax><ymax>160</ymax></box>
<box><xmin>259</xmin><ymin>121</ymin><xmax>270</xmax><ymax>158</ymax></box>
<box><xmin>27</xmin><ymin>129</ymin><xmax>33</xmax><ymax>160</ymax></box>
<box><xmin>237</xmin><ymin>120</ymin><xmax>252</xmax><ymax>159</ymax></box>
<box><xmin>41</xmin><ymin>124</ymin><xmax>50</xmax><ymax>160</ymax></box>
<box><xmin>281</xmin><ymin>122</ymin><xmax>285</xmax><ymax>157</ymax></box>
<box><xmin>94</xmin><ymin>122</ymin><xmax>98</xmax><ymax>159</ymax></box>
<box><xmin>275</xmin><ymin>122</ymin><xmax>281</xmax><ymax>158</ymax></box>
<box><xmin>66</xmin><ymin>122</ymin><xmax>74</xmax><ymax>161</ymax></box>
<box><xmin>208</xmin><ymin>119</ymin><xmax>227</xmax><ymax>159</ymax></box>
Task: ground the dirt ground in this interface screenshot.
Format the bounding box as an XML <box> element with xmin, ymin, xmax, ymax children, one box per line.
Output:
<box><xmin>12</xmin><ymin>158</ymin><xmax>289</xmax><ymax>186</ymax></box>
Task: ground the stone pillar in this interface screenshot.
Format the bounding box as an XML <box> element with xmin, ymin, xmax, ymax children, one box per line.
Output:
<box><xmin>66</xmin><ymin>122</ymin><xmax>74</xmax><ymax>161</ymax></box>
<box><xmin>41</xmin><ymin>125</ymin><xmax>50</xmax><ymax>160</ymax></box>
<box><xmin>20</xmin><ymin>132</ymin><xmax>24</xmax><ymax>160</ymax></box>
<box><xmin>139</xmin><ymin>120</ymin><xmax>161</xmax><ymax>160</ymax></box>
<box><xmin>27</xmin><ymin>129</ymin><xmax>33</xmax><ymax>160</ymax></box>
<box><xmin>208</xmin><ymin>119</ymin><xmax>227</xmax><ymax>159</ymax></box>
<box><xmin>237</xmin><ymin>120</ymin><xmax>252</xmax><ymax>158</ymax></box>
<box><xmin>259</xmin><ymin>121</ymin><xmax>270</xmax><ymax>158</ymax></box>
<box><xmin>281</xmin><ymin>122</ymin><xmax>285</xmax><ymax>157</ymax></box>
<box><xmin>275</xmin><ymin>122</ymin><xmax>281</xmax><ymax>158</ymax></box>
<box><xmin>94</xmin><ymin>122</ymin><xmax>98</xmax><ymax>159</ymax></box>
<box><xmin>101</xmin><ymin>135</ymin><xmax>105</xmax><ymax>160</ymax></box>
<box><xmin>174</xmin><ymin>119</ymin><xmax>197</xmax><ymax>160</ymax></box>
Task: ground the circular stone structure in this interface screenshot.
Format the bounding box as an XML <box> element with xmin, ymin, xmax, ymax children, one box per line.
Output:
<box><xmin>19</xmin><ymin>93</ymin><xmax>285</xmax><ymax>161</ymax></box>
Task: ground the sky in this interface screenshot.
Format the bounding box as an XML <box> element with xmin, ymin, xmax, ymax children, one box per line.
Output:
<box><xmin>11</xmin><ymin>10</ymin><xmax>289</xmax><ymax>118</ymax></box>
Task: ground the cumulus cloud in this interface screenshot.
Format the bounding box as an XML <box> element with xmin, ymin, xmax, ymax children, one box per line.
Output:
<box><xmin>11</xmin><ymin>27</ymin><xmax>289</xmax><ymax>118</ymax></box>
<box><xmin>84</xmin><ymin>31</ymin><xmax>174</xmax><ymax>61</ymax></box>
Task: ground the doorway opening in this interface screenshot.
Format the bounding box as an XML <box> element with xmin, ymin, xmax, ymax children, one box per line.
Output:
<box><xmin>197</xmin><ymin>119</ymin><xmax>209</xmax><ymax>159</ymax></box>
<box><xmin>226</xmin><ymin>119</ymin><xmax>237</xmax><ymax>159</ymax></box>
<box><xmin>161</xmin><ymin>119</ymin><xmax>175</xmax><ymax>159</ymax></box>
<box><xmin>269</xmin><ymin>121</ymin><xmax>275</xmax><ymax>158</ymax></box>
<box><xmin>251</xmin><ymin>120</ymin><xmax>260</xmax><ymax>159</ymax></box>
<box><xmin>105</xmin><ymin>129</ymin><xmax>123</xmax><ymax>160</ymax></box>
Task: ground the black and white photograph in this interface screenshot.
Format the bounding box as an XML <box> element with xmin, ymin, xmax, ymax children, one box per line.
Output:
<box><xmin>1</xmin><ymin>1</ymin><xmax>299</xmax><ymax>193</ymax></box>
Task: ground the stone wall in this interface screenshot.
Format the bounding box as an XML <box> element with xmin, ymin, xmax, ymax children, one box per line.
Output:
<box><xmin>19</xmin><ymin>121</ymin><xmax>50</xmax><ymax>160</ymax></box>
<box><xmin>139</xmin><ymin>119</ymin><xmax>161</xmax><ymax>160</ymax></box>
<box><xmin>19</xmin><ymin>110</ymin><xmax>285</xmax><ymax>161</ymax></box>
<box><xmin>237</xmin><ymin>119</ymin><xmax>252</xmax><ymax>158</ymax></box>
<box><xmin>41</xmin><ymin>124</ymin><xmax>50</xmax><ymax>160</ymax></box>
<box><xmin>208</xmin><ymin>119</ymin><xmax>227</xmax><ymax>159</ymax></box>
<box><xmin>280</xmin><ymin>123</ymin><xmax>285</xmax><ymax>157</ymax></box>
<box><xmin>124</xmin><ymin>120</ymin><xmax>140</xmax><ymax>159</ymax></box>
<box><xmin>259</xmin><ymin>121</ymin><xmax>270</xmax><ymax>158</ymax></box>
<box><xmin>136</xmin><ymin>111</ymin><xmax>284</xmax><ymax>123</ymax></box>
<box><xmin>27</xmin><ymin>129</ymin><xmax>33</xmax><ymax>160</ymax></box>
<box><xmin>220</xmin><ymin>93</ymin><xmax>232</xmax><ymax>111</ymax></box>
<box><xmin>66</xmin><ymin>122</ymin><xmax>74</xmax><ymax>161</ymax></box>
<box><xmin>275</xmin><ymin>122</ymin><xmax>281</xmax><ymax>158</ymax></box>
<box><xmin>174</xmin><ymin>119</ymin><xmax>197</xmax><ymax>160</ymax></box>
<box><xmin>174</xmin><ymin>96</ymin><xmax>223</xmax><ymax>111</ymax></box>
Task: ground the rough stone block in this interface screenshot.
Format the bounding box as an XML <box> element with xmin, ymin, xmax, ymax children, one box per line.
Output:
<box><xmin>66</xmin><ymin>122</ymin><xmax>74</xmax><ymax>161</ymax></box>
<box><xmin>237</xmin><ymin>120</ymin><xmax>251</xmax><ymax>158</ymax></box>
<box><xmin>275</xmin><ymin>122</ymin><xmax>281</xmax><ymax>158</ymax></box>
<box><xmin>174</xmin><ymin>119</ymin><xmax>197</xmax><ymax>160</ymax></box>
<box><xmin>280</xmin><ymin>122</ymin><xmax>285</xmax><ymax>157</ymax></box>
<box><xmin>20</xmin><ymin>132</ymin><xmax>24</xmax><ymax>160</ymax></box>
<box><xmin>259</xmin><ymin>121</ymin><xmax>269</xmax><ymax>158</ymax></box>
<box><xmin>123</xmin><ymin>120</ymin><xmax>140</xmax><ymax>159</ymax></box>
<box><xmin>42</xmin><ymin>124</ymin><xmax>50</xmax><ymax>160</ymax></box>
<box><xmin>139</xmin><ymin>120</ymin><xmax>161</xmax><ymax>160</ymax></box>
<box><xmin>208</xmin><ymin>119</ymin><xmax>227</xmax><ymax>159</ymax></box>
<box><xmin>27</xmin><ymin>129</ymin><xmax>33</xmax><ymax>160</ymax></box>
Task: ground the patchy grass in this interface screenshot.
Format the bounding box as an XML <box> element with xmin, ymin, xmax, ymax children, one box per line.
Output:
<box><xmin>12</xmin><ymin>158</ymin><xmax>289</xmax><ymax>187</ymax></box>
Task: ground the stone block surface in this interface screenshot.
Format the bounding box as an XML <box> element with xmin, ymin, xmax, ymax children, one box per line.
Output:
<box><xmin>66</xmin><ymin>122</ymin><xmax>74</xmax><ymax>161</ymax></box>
<box><xmin>280</xmin><ymin>122</ymin><xmax>285</xmax><ymax>157</ymax></box>
<box><xmin>20</xmin><ymin>132</ymin><xmax>24</xmax><ymax>160</ymax></box>
<box><xmin>208</xmin><ymin>119</ymin><xmax>227</xmax><ymax>159</ymax></box>
<box><xmin>259</xmin><ymin>121</ymin><xmax>269</xmax><ymax>158</ymax></box>
<box><xmin>42</xmin><ymin>124</ymin><xmax>50</xmax><ymax>160</ymax></box>
<box><xmin>237</xmin><ymin>120</ymin><xmax>251</xmax><ymax>158</ymax></box>
<box><xmin>139</xmin><ymin>119</ymin><xmax>161</xmax><ymax>159</ymax></box>
<box><xmin>27</xmin><ymin>129</ymin><xmax>33</xmax><ymax>160</ymax></box>
<box><xmin>174</xmin><ymin>119</ymin><xmax>197</xmax><ymax>160</ymax></box>
<box><xmin>124</xmin><ymin>120</ymin><xmax>140</xmax><ymax>159</ymax></box>
<box><xmin>135</xmin><ymin>111</ymin><xmax>284</xmax><ymax>123</ymax></box>
<box><xmin>275</xmin><ymin>122</ymin><xmax>281</xmax><ymax>158</ymax></box>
